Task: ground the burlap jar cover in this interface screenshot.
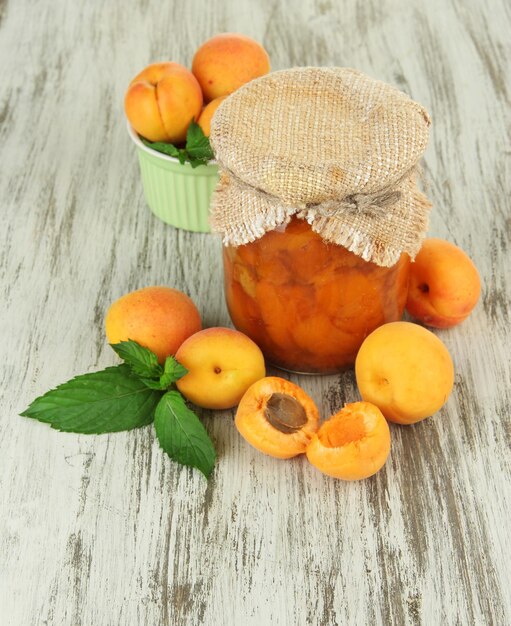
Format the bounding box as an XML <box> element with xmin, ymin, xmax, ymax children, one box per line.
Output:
<box><xmin>209</xmin><ymin>67</ymin><xmax>431</xmax><ymax>267</ymax></box>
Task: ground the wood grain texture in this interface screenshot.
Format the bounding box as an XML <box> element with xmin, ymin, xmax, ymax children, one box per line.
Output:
<box><xmin>1</xmin><ymin>0</ymin><xmax>510</xmax><ymax>624</ymax></box>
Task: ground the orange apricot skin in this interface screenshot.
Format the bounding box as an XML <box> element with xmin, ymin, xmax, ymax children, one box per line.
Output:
<box><xmin>306</xmin><ymin>402</ymin><xmax>391</xmax><ymax>480</ymax></box>
<box><xmin>175</xmin><ymin>328</ymin><xmax>266</xmax><ymax>410</ymax></box>
<box><xmin>406</xmin><ymin>238</ymin><xmax>481</xmax><ymax>328</ymax></box>
<box><xmin>197</xmin><ymin>96</ymin><xmax>227</xmax><ymax>137</ymax></box>
<box><xmin>355</xmin><ymin>322</ymin><xmax>454</xmax><ymax>425</ymax></box>
<box><xmin>125</xmin><ymin>62</ymin><xmax>203</xmax><ymax>143</ymax></box>
<box><xmin>192</xmin><ymin>33</ymin><xmax>270</xmax><ymax>102</ymax></box>
<box><xmin>235</xmin><ymin>377</ymin><xmax>320</xmax><ymax>459</ymax></box>
<box><xmin>105</xmin><ymin>286</ymin><xmax>202</xmax><ymax>364</ymax></box>
<box><xmin>124</xmin><ymin>81</ymin><xmax>168</xmax><ymax>143</ymax></box>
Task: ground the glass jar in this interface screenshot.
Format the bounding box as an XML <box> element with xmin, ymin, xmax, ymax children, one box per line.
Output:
<box><xmin>223</xmin><ymin>216</ymin><xmax>410</xmax><ymax>374</ymax></box>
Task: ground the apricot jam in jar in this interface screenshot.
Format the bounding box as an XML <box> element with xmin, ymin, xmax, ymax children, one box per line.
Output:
<box><xmin>208</xmin><ymin>68</ymin><xmax>432</xmax><ymax>374</ymax></box>
<box><xmin>223</xmin><ymin>217</ymin><xmax>410</xmax><ymax>373</ymax></box>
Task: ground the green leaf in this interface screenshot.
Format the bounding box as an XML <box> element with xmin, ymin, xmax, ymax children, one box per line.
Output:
<box><xmin>140</xmin><ymin>377</ymin><xmax>169</xmax><ymax>390</ymax></box>
<box><xmin>185</xmin><ymin>120</ymin><xmax>214</xmax><ymax>165</ymax></box>
<box><xmin>110</xmin><ymin>340</ymin><xmax>162</xmax><ymax>379</ymax></box>
<box><xmin>141</xmin><ymin>138</ymin><xmax>184</xmax><ymax>160</ymax></box>
<box><xmin>154</xmin><ymin>391</ymin><xmax>216</xmax><ymax>478</ymax></box>
<box><xmin>160</xmin><ymin>356</ymin><xmax>188</xmax><ymax>387</ymax></box>
<box><xmin>20</xmin><ymin>365</ymin><xmax>161</xmax><ymax>434</ymax></box>
<box><xmin>140</xmin><ymin>356</ymin><xmax>188</xmax><ymax>391</ymax></box>
<box><xmin>140</xmin><ymin>123</ymin><xmax>213</xmax><ymax>168</ymax></box>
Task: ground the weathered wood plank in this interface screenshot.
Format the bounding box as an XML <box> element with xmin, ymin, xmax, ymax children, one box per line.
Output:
<box><xmin>0</xmin><ymin>0</ymin><xmax>509</xmax><ymax>624</ymax></box>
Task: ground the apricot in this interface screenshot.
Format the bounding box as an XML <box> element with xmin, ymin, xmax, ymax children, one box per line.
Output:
<box><xmin>306</xmin><ymin>402</ymin><xmax>391</xmax><ymax>480</ymax></box>
<box><xmin>105</xmin><ymin>286</ymin><xmax>202</xmax><ymax>364</ymax></box>
<box><xmin>355</xmin><ymin>322</ymin><xmax>454</xmax><ymax>424</ymax></box>
<box><xmin>175</xmin><ymin>328</ymin><xmax>266</xmax><ymax>410</ymax></box>
<box><xmin>406</xmin><ymin>238</ymin><xmax>481</xmax><ymax>328</ymax></box>
<box><xmin>235</xmin><ymin>377</ymin><xmax>320</xmax><ymax>458</ymax></box>
<box><xmin>197</xmin><ymin>96</ymin><xmax>227</xmax><ymax>136</ymax></box>
<box><xmin>192</xmin><ymin>33</ymin><xmax>270</xmax><ymax>102</ymax></box>
<box><xmin>125</xmin><ymin>62</ymin><xmax>203</xmax><ymax>143</ymax></box>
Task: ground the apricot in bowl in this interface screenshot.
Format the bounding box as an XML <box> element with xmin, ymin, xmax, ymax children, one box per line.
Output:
<box><xmin>124</xmin><ymin>62</ymin><xmax>203</xmax><ymax>144</ymax></box>
<box><xmin>306</xmin><ymin>402</ymin><xmax>391</xmax><ymax>480</ymax></box>
<box><xmin>192</xmin><ymin>33</ymin><xmax>270</xmax><ymax>102</ymax></box>
<box><xmin>235</xmin><ymin>377</ymin><xmax>320</xmax><ymax>458</ymax></box>
<box><xmin>197</xmin><ymin>96</ymin><xmax>227</xmax><ymax>137</ymax></box>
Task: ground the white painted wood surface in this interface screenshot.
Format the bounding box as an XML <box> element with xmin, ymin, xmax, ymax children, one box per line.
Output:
<box><xmin>1</xmin><ymin>0</ymin><xmax>510</xmax><ymax>624</ymax></box>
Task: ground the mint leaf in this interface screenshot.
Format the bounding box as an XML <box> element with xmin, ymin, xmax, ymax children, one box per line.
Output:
<box><xmin>140</xmin><ymin>356</ymin><xmax>188</xmax><ymax>390</ymax></box>
<box><xmin>185</xmin><ymin>121</ymin><xmax>214</xmax><ymax>166</ymax></box>
<box><xmin>176</xmin><ymin>150</ymin><xmax>187</xmax><ymax>165</ymax></box>
<box><xmin>160</xmin><ymin>356</ymin><xmax>188</xmax><ymax>387</ymax></box>
<box><xmin>140</xmin><ymin>123</ymin><xmax>213</xmax><ymax>168</ymax></box>
<box><xmin>21</xmin><ymin>365</ymin><xmax>161</xmax><ymax>434</ymax></box>
<box><xmin>110</xmin><ymin>340</ymin><xmax>162</xmax><ymax>379</ymax></box>
<box><xmin>140</xmin><ymin>378</ymin><xmax>169</xmax><ymax>390</ymax></box>
<box><xmin>154</xmin><ymin>391</ymin><xmax>216</xmax><ymax>478</ymax></box>
<box><xmin>141</xmin><ymin>138</ymin><xmax>184</xmax><ymax>160</ymax></box>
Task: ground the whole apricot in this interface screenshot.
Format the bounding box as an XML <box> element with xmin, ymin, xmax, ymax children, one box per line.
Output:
<box><xmin>355</xmin><ymin>322</ymin><xmax>454</xmax><ymax>425</ymax></box>
<box><xmin>175</xmin><ymin>328</ymin><xmax>266</xmax><ymax>410</ymax></box>
<box><xmin>125</xmin><ymin>62</ymin><xmax>203</xmax><ymax>143</ymax></box>
<box><xmin>235</xmin><ymin>377</ymin><xmax>320</xmax><ymax>458</ymax></box>
<box><xmin>197</xmin><ymin>96</ymin><xmax>227</xmax><ymax>137</ymax></box>
<box><xmin>306</xmin><ymin>402</ymin><xmax>391</xmax><ymax>480</ymax></box>
<box><xmin>192</xmin><ymin>33</ymin><xmax>270</xmax><ymax>102</ymax></box>
<box><xmin>406</xmin><ymin>238</ymin><xmax>481</xmax><ymax>328</ymax></box>
<box><xmin>105</xmin><ymin>286</ymin><xmax>201</xmax><ymax>363</ymax></box>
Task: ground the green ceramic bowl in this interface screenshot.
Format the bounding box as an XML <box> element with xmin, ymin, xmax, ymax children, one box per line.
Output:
<box><xmin>127</xmin><ymin>123</ymin><xmax>219</xmax><ymax>232</ymax></box>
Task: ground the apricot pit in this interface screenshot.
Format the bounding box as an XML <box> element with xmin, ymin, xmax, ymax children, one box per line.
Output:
<box><xmin>264</xmin><ymin>393</ymin><xmax>308</xmax><ymax>434</ymax></box>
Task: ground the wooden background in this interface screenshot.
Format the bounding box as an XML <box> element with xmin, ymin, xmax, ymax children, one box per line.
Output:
<box><xmin>1</xmin><ymin>0</ymin><xmax>510</xmax><ymax>624</ymax></box>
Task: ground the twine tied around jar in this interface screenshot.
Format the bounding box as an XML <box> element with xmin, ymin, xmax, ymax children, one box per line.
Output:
<box><xmin>307</xmin><ymin>184</ymin><xmax>405</xmax><ymax>219</ymax></box>
<box><xmin>220</xmin><ymin>167</ymin><xmax>409</xmax><ymax>220</ymax></box>
<box><xmin>209</xmin><ymin>67</ymin><xmax>432</xmax><ymax>267</ymax></box>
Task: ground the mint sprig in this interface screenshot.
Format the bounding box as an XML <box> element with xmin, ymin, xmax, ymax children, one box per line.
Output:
<box><xmin>185</xmin><ymin>121</ymin><xmax>214</xmax><ymax>162</ymax></box>
<box><xmin>159</xmin><ymin>356</ymin><xmax>188</xmax><ymax>388</ymax></box>
<box><xmin>141</xmin><ymin>121</ymin><xmax>214</xmax><ymax>168</ymax></box>
<box><xmin>21</xmin><ymin>341</ymin><xmax>215</xmax><ymax>478</ymax></box>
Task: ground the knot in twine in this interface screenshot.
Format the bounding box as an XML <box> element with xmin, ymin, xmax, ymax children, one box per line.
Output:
<box><xmin>210</xmin><ymin>165</ymin><xmax>431</xmax><ymax>267</ymax></box>
<box><xmin>307</xmin><ymin>188</ymin><xmax>403</xmax><ymax>219</ymax></box>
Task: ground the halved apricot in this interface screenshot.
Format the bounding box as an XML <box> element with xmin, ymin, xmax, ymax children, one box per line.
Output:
<box><xmin>306</xmin><ymin>402</ymin><xmax>391</xmax><ymax>480</ymax></box>
<box><xmin>235</xmin><ymin>377</ymin><xmax>320</xmax><ymax>458</ymax></box>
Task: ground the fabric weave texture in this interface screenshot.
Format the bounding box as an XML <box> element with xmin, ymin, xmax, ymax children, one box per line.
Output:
<box><xmin>209</xmin><ymin>67</ymin><xmax>432</xmax><ymax>267</ymax></box>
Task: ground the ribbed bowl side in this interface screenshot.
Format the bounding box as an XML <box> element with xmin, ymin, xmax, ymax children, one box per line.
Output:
<box><xmin>136</xmin><ymin>148</ymin><xmax>219</xmax><ymax>233</ymax></box>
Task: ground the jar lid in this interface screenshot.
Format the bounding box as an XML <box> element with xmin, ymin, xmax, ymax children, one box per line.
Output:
<box><xmin>209</xmin><ymin>67</ymin><xmax>432</xmax><ymax>267</ymax></box>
